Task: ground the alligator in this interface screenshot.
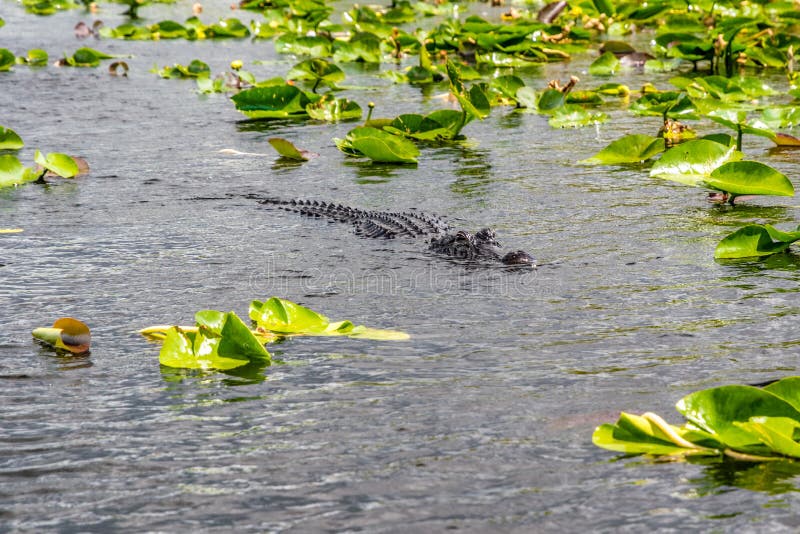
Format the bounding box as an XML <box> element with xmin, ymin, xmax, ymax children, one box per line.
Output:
<box><xmin>255</xmin><ymin>197</ymin><xmax>535</xmax><ymax>266</ymax></box>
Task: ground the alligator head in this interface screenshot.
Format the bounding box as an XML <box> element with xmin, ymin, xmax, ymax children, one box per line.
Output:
<box><xmin>429</xmin><ymin>228</ymin><xmax>535</xmax><ymax>266</ymax></box>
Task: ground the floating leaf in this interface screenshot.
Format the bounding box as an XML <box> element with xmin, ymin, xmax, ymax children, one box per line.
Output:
<box><xmin>34</xmin><ymin>150</ymin><xmax>79</xmax><ymax>178</ymax></box>
<box><xmin>0</xmin><ymin>48</ymin><xmax>14</xmax><ymax>71</ymax></box>
<box><xmin>705</xmin><ymin>161</ymin><xmax>793</xmax><ymax>198</ymax></box>
<box><xmin>305</xmin><ymin>96</ymin><xmax>362</xmax><ymax>122</ymax></box>
<box><xmin>773</xmin><ymin>133</ymin><xmax>800</xmax><ymax>147</ymax></box>
<box><xmin>715</xmin><ymin>224</ymin><xmax>800</xmax><ymax>259</ymax></box>
<box><xmin>580</xmin><ymin>134</ymin><xmax>665</xmax><ymax>165</ymax></box>
<box><xmin>588</xmin><ymin>52</ymin><xmax>621</xmax><ymax>76</ymax></box>
<box><xmin>676</xmin><ymin>385</ymin><xmax>800</xmax><ymax>450</ymax></box>
<box><xmin>287</xmin><ymin>58</ymin><xmax>345</xmax><ymax>92</ymax></box>
<box><xmin>60</xmin><ymin>47</ymin><xmax>118</xmax><ymax>67</ymax></box>
<box><xmin>231</xmin><ymin>85</ymin><xmax>312</xmax><ymax>119</ymax></box>
<box><xmin>0</xmin><ymin>126</ymin><xmax>24</xmax><ymax>150</ymax></box>
<box><xmin>548</xmin><ymin>105</ymin><xmax>607</xmax><ymax>128</ymax></box>
<box><xmin>249</xmin><ymin>297</ymin><xmax>410</xmax><ymax>340</ymax></box>
<box><xmin>17</xmin><ymin>49</ymin><xmax>48</xmax><ymax>66</ymax></box>
<box><xmin>649</xmin><ymin>139</ymin><xmax>741</xmax><ymax>187</ymax></box>
<box><xmin>158</xmin><ymin>311</ymin><xmax>270</xmax><ymax>371</ymax></box>
<box><xmin>267</xmin><ymin>138</ymin><xmax>317</xmax><ymax>161</ymax></box>
<box><xmin>383</xmin><ymin>114</ymin><xmax>454</xmax><ymax>141</ymax></box>
<box><xmin>343</xmin><ymin>126</ymin><xmax>419</xmax><ymax>164</ymax></box>
<box><xmin>592</xmin><ymin>412</ymin><xmax>718</xmax><ymax>457</ymax></box>
<box><xmin>0</xmin><ymin>154</ymin><xmax>38</xmax><ymax>187</ymax></box>
<box><xmin>595</xmin><ymin>376</ymin><xmax>800</xmax><ymax>461</ymax></box>
<box><xmin>32</xmin><ymin>317</ymin><xmax>91</xmax><ymax>354</ymax></box>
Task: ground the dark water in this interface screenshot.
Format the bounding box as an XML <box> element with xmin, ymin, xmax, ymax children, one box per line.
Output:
<box><xmin>3</xmin><ymin>3</ymin><xmax>800</xmax><ymax>532</ymax></box>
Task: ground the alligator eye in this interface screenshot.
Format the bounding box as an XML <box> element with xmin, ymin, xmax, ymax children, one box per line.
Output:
<box><xmin>476</xmin><ymin>228</ymin><xmax>495</xmax><ymax>240</ymax></box>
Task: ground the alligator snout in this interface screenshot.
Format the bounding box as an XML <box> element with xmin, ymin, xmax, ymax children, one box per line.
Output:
<box><xmin>501</xmin><ymin>250</ymin><xmax>536</xmax><ymax>266</ymax></box>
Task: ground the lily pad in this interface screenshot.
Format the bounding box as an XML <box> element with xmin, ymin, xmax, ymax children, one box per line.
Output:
<box><xmin>249</xmin><ymin>297</ymin><xmax>410</xmax><ymax>340</ymax></box>
<box><xmin>287</xmin><ymin>58</ymin><xmax>345</xmax><ymax>92</ymax></box>
<box><xmin>32</xmin><ymin>317</ymin><xmax>91</xmax><ymax>354</ymax></box>
<box><xmin>34</xmin><ymin>150</ymin><xmax>79</xmax><ymax>178</ymax></box>
<box><xmin>548</xmin><ymin>105</ymin><xmax>607</xmax><ymax>128</ymax></box>
<box><xmin>0</xmin><ymin>155</ymin><xmax>37</xmax><ymax>187</ymax></box>
<box><xmin>267</xmin><ymin>138</ymin><xmax>317</xmax><ymax>161</ymax></box>
<box><xmin>231</xmin><ymin>85</ymin><xmax>312</xmax><ymax>119</ymax></box>
<box><xmin>715</xmin><ymin>224</ymin><xmax>800</xmax><ymax>259</ymax></box>
<box><xmin>0</xmin><ymin>126</ymin><xmax>24</xmax><ymax>150</ymax></box>
<box><xmin>649</xmin><ymin>139</ymin><xmax>741</xmax><ymax>187</ymax></box>
<box><xmin>588</xmin><ymin>52</ymin><xmax>621</xmax><ymax>76</ymax></box>
<box><xmin>705</xmin><ymin>161</ymin><xmax>793</xmax><ymax>198</ymax></box>
<box><xmin>305</xmin><ymin>96</ymin><xmax>362</xmax><ymax>122</ymax></box>
<box><xmin>0</xmin><ymin>48</ymin><xmax>14</xmax><ymax>71</ymax></box>
<box><xmin>341</xmin><ymin>126</ymin><xmax>419</xmax><ymax>164</ymax></box>
<box><xmin>580</xmin><ymin>134</ymin><xmax>665</xmax><ymax>165</ymax></box>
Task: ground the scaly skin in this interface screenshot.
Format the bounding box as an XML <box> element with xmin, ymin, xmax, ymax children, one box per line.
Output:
<box><xmin>256</xmin><ymin>197</ymin><xmax>535</xmax><ymax>266</ymax></box>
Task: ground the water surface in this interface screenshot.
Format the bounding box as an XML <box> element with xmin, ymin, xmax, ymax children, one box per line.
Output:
<box><xmin>3</xmin><ymin>4</ymin><xmax>800</xmax><ymax>531</ymax></box>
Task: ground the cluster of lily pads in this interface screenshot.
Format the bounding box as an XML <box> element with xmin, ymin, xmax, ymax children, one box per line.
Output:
<box><xmin>594</xmin><ymin>377</ymin><xmax>800</xmax><ymax>462</ymax></box>
<box><xmin>32</xmin><ymin>298</ymin><xmax>407</xmax><ymax>374</ymax></box>
<box><xmin>0</xmin><ymin>126</ymin><xmax>87</xmax><ymax>188</ymax></box>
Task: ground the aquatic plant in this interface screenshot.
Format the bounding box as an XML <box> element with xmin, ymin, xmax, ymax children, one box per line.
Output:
<box><xmin>0</xmin><ymin>149</ymin><xmax>85</xmax><ymax>188</ymax></box>
<box><xmin>594</xmin><ymin>377</ymin><xmax>800</xmax><ymax>462</ymax></box>
<box><xmin>32</xmin><ymin>318</ymin><xmax>91</xmax><ymax>354</ymax></box>
<box><xmin>140</xmin><ymin>297</ymin><xmax>408</xmax><ymax>370</ymax></box>
<box><xmin>715</xmin><ymin>224</ymin><xmax>800</xmax><ymax>259</ymax></box>
<box><xmin>649</xmin><ymin>139</ymin><xmax>793</xmax><ymax>204</ymax></box>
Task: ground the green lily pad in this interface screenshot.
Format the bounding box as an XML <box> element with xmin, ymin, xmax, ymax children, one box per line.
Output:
<box><xmin>305</xmin><ymin>96</ymin><xmax>362</xmax><ymax>121</ymax></box>
<box><xmin>267</xmin><ymin>138</ymin><xmax>317</xmax><ymax>160</ymax></box>
<box><xmin>715</xmin><ymin>224</ymin><xmax>800</xmax><ymax>259</ymax></box>
<box><xmin>0</xmin><ymin>48</ymin><xmax>14</xmax><ymax>71</ymax></box>
<box><xmin>61</xmin><ymin>47</ymin><xmax>118</xmax><ymax>67</ymax></box>
<box><xmin>287</xmin><ymin>58</ymin><xmax>345</xmax><ymax>92</ymax></box>
<box><xmin>0</xmin><ymin>155</ymin><xmax>37</xmax><ymax>187</ymax></box>
<box><xmin>159</xmin><ymin>310</ymin><xmax>270</xmax><ymax>371</ymax></box>
<box><xmin>250</xmin><ymin>297</ymin><xmax>329</xmax><ymax>334</ymax></box>
<box><xmin>205</xmin><ymin>18</ymin><xmax>250</xmax><ymax>38</ymax></box>
<box><xmin>595</xmin><ymin>376</ymin><xmax>800</xmax><ymax>461</ymax></box>
<box><xmin>734</xmin><ymin>417</ymin><xmax>800</xmax><ymax>459</ymax></box>
<box><xmin>17</xmin><ymin>49</ymin><xmax>48</xmax><ymax>66</ymax></box>
<box><xmin>156</xmin><ymin>59</ymin><xmax>210</xmax><ymax>79</ymax></box>
<box><xmin>0</xmin><ymin>126</ymin><xmax>23</xmax><ymax>150</ymax></box>
<box><xmin>384</xmin><ymin>114</ymin><xmax>454</xmax><ymax>141</ymax></box>
<box><xmin>649</xmin><ymin>139</ymin><xmax>741</xmax><ymax>187</ymax></box>
<box><xmin>705</xmin><ymin>161</ymin><xmax>793</xmax><ymax>198</ymax></box>
<box><xmin>592</xmin><ymin>412</ymin><xmax>718</xmax><ymax>457</ymax></box>
<box><xmin>275</xmin><ymin>35</ymin><xmax>333</xmax><ymax>57</ymax></box>
<box><xmin>342</xmin><ymin>126</ymin><xmax>419</xmax><ymax>164</ymax></box>
<box><xmin>231</xmin><ymin>85</ymin><xmax>312</xmax><ymax>119</ymax></box>
<box><xmin>249</xmin><ymin>297</ymin><xmax>410</xmax><ymax>340</ymax></box>
<box><xmin>580</xmin><ymin>134</ymin><xmax>665</xmax><ymax>165</ymax></box>
<box><xmin>676</xmin><ymin>385</ymin><xmax>800</xmax><ymax>450</ymax></box>
<box><xmin>34</xmin><ymin>150</ymin><xmax>79</xmax><ymax>178</ymax></box>
<box><xmin>588</xmin><ymin>51</ymin><xmax>621</xmax><ymax>76</ymax></box>
<box><xmin>548</xmin><ymin>105</ymin><xmax>607</xmax><ymax>128</ymax></box>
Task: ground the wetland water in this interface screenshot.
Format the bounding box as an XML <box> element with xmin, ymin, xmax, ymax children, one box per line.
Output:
<box><xmin>3</xmin><ymin>3</ymin><xmax>800</xmax><ymax>531</ymax></box>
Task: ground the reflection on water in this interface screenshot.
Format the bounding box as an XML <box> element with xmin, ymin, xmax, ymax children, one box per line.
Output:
<box><xmin>449</xmin><ymin>145</ymin><xmax>493</xmax><ymax>197</ymax></box>
<box><xmin>344</xmin><ymin>159</ymin><xmax>409</xmax><ymax>183</ymax></box>
<box><xmin>688</xmin><ymin>457</ymin><xmax>800</xmax><ymax>496</ymax></box>
<box><xmin>37</xmin><ymin>346</ymin><xmax>93</xmax><ymax>371</ymax></box>
<box><xmin>160</xmin><ymin>359</ymin><xmax>269</xmax><ymax>386</ymax></box>
<box><xmin>716</xmin><ymin>253</ymin><xmax>800</xmax><ymax>273</ymax></box>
